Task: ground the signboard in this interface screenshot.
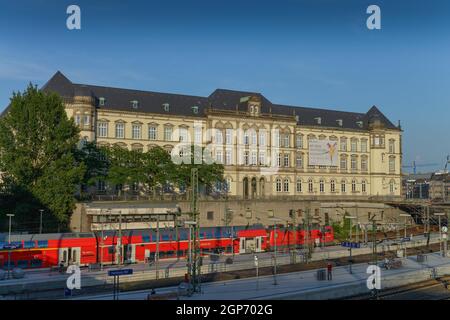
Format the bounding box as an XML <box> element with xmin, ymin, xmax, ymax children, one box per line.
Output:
<box><xmin>341</xmin><ymin>242</ymin><xmax>361</xmax><ymax>248</ymax></box>
<box><xmin>401</xmin><ymin>237</ymin><xmax>411</xmax><ymax>242</ymax></box>
<box><xmin>64</xmin><ymin>288</ymin><xmax>72</xmax><ymax>297</ymax></box>
<box><xmin>442</xmin><ymin>226</ymin><xmax>448</xmax><ymax>233</ymax></box>
<box><xmin>308</xmin><ymin>139</ymin><xmax>338</xmax><ymax>166</ymax></box>
<box><xmin>108</xmin><ymin>269</ymin><xmax>133</xmax><ymax>277</ymax></box>
<box><xmin>3</xmin><ymin>244</ymin><xmax>20</xmax><ymax>250</ymax></box>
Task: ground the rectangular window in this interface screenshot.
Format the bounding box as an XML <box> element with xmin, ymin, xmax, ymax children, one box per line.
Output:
<box><xmin>259</xmin><ymin>151</ymin><xmax>266</xmax><ymax>166</ymax></box>
<box><xmin>361</xmin><ymin>158</ymin><xmax>368</xmax><ymax>171</ymax></box>
<box><xmin>389</xmin><ymin>140</ymin><xmax>395</xmax><ymax>153</ymax></box>
<box><xmin>207</xmin><ymin>211</ymin><xmax>214</xmax><ymax>220</ymax></box>
<box><xmin>351</xmin><ymin>139</ymin><xmax>357</xmax><ymax>152</ymax></box>
<box><xmin>361</xmin><ymin>140</ymin><xmax>367</xmax><ymax>153</ymax></box>
<box><xmin>115</xmin><ymin>123</ymin><xmax>125</xmax><ymax>138</ymax></box>
<box><xmin>225</xmin><ymin>149</ymin><xmax>232</xmax><ymax>165</ymax></box>
<box><xmin>351</xmin><ymin>157</ymin><xmax>357</xmax><ymax>170</ymax></box>
<box><xmin>340</xmin><ymin>157</ymin><xmax>347</xmax><ymax>170</ymax></box>
<box><xmin>148</xmin><ymin>126</ymin><xmax>157</xmax><ymax>140</ymax></box>
<box><xmin>83</xmin><ymin>115</ymin><xmax>90</xmax><ymax>126</ymax></box>
<box><xmin>194</xmin><ymin>127</ymin><xmax>202</xmax><ymax>144</ymax></box>
<box><xmin>296</xmin><ymin>153</ymin><xmax>303</xmax><ymax>168</ymax></box>
<box><xmin>284</xmin><ymin>154</ymin><xmax>290</xmax><ymax>167</ymax></box>
<box><xmin>179</xmin><ymin>127</ymin><xmax>188</xmax><ymax>142</ymax></box>
<box><xmin>244</xmin><ymin>151</ymin><xmax>249</xmax><ymax>166</ymax></box>
<box><xmin>389</xmin><ymin>157</ymin><xmax>396</xmax><ymax>172</ymax></box>
<box><xmin>340</xmin><ymin>138</ymin><xmax>347</xmax><ymax>152</ymax></box>
<box><xmin>277</xmin><ymin>153</ymin><xmax>282</xmax><ymax>167</ymax></box>
<box><xmin>283</xmin><ymin>134</ymin><xmax>290</xmax><ymax>148</ymax></box>
<box><xmin>216</xmin><ymin>150</ymin><xmax>223</xmax><ymax>164</ymax></box>
<box><xmin>164</xmin><ymin>127</ymin><xmax>173</xmax><ymax>141</ymax></box>
<box><xmin>296</xmin><ymin>180</ymin><xmax>302</xmax><ymax>193</ymax></box>
<box><xmin>296</xmin><ymin>135</ymin><xmax>303</xmax><ymax>148</ymax></box>
<box><xmin>132</xmin><ymin>125</ymin><xmax>142</xmax><ymax>139</ymax></box>
<box><xmin>259</xmin><ymin>131</ymin><xmax>266</xmax><ymax>147</ymax></box>
<box><xmin>215</xmin><ymin>130</ymin><xmax>223</xmax><ymax>145</ymax></box>
<box><xmin>251</xmin><ymin>151</ymin><xmax>257</xmax><ymax>165</ymax></box>
<box><xmin>97</xmin><ymin>122</ymin><xmax>108</xmax><ymax>138</ymax></box>
<box><xmin>225</xmin><ymin>129</ymin><xmax>232</xmax><ymax>145</ymax></box>
<box><xmin>75</xmin><ymin>115</ymin><xmax>81</xmax><ymax>125</ymax></box>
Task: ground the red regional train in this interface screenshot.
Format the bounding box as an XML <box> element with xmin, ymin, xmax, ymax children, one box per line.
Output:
<box><xmin>0</xmin><ymin>225</ymin><xmax>334</xmax><ymax>269</ymax></box>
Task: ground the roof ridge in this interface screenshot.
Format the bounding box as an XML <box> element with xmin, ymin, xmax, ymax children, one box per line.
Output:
<box><xmin>73</xmin><ymin>82</ymin><xmax>208</xmax><ymax>100</ymax></box>
<box><xmin>274</xmin><ymin>103</ymin><xmax>366</xmax><ymax>116</ymax></box>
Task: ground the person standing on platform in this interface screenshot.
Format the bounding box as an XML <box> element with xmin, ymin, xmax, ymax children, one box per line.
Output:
<box><xmin>327</xmin><ymin>262</ymin><xmax>333</xmax><ymax>280</ymax></box>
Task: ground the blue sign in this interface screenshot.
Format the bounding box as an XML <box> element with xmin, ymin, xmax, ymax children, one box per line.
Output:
<box><xmin>108</xmin><ymin>269</ymin><xmax>133</xmax><ymax>277</ymax></box>
<box><xmin>401</xmin><ymin>237</ymin><xmax>411</xmax><ymax>242</ymax></box>
<box><xmin>3</xmin><ymin>244</ymin><xmax>20</xmax><ymax>250</ymax></box>
<box><xmin>64</xmin><ymin>288</ymin><xmax>72</xmax><ymax>297</ymax></box>
<box><xmin>341</xmin><ymin>241</ymin><xmax>361</xmax><ymax>248</ymax></box>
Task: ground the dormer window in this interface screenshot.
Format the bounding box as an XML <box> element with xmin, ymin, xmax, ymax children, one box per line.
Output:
<box><xmin>192</xmin><ymin>106</ymin><xmax>199</xmax><ymax>114</ymax></box>
<box><xmin>336</xmin><ymin>119</ymin><xmax>343</xmax><ymax>127</ymax></box>
<box><xmin>314</xmin><ymin>117</ymin><xmax>322</xmax><ymax>125</ymax></box>
<box><xmin>356</xmin><ymin>121</ymin><xmax>363</xmax><ymax>128</ymax></box>
<box><xmin>99</xmin><ymin>97</ymin><xmax>106</xmax><ymax>106</ymax></box>
<box><xmin>163</xmin><ymin>103</ymin><xmax>170</xmax><ymax>112</ymax></box>
<box><xmin>131</xmin><ymin>100</ymin><xmax>139</xmax><ymax>109</ymax></box>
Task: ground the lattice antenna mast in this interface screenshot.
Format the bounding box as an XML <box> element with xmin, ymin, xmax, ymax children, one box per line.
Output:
<box><xmin>190</xmin><ymin>168</ymin><xmax>201</xmax><ymax>293</ymax></box>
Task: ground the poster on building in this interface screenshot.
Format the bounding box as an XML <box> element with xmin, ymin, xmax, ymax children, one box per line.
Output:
<box><xmin>308</xmin><ymin>139</ymin><xmax>338</xmax><ymax>166</ymax></box>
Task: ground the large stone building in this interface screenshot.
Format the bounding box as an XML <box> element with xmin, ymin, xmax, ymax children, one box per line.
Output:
<box><xmin>41</xmin><ymin>71</ymin><xmax>403</xmax><ymax>202</ymax></box>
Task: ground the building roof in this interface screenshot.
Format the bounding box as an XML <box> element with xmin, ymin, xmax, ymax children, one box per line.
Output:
<box><xmin>17</xmin><ymin>71</ymin><xmax>400</xmax><ymax>131</ymax></box>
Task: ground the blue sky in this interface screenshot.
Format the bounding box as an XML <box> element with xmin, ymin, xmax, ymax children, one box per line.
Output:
<box><xmin>0</xmin><ymin>0</ymin><xmax>449</xmax><ymax>172</ymax></box>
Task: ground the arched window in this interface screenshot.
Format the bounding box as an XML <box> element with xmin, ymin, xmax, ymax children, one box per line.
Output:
<box><xmin>340</xmin><ymin>155</ymin><xmax>347</xmax><ymax>170</ymax></box>
<box><xmin>296</xmin><ymin>152</ymin><xmax>303</xmax><ymax>168</ymax></box>
<box><xmin>330</xmin><ymin>179</ymin><xmax>336</xmax><ymax>193</ymax></box>
<box><xmin>296</xmin><ymin>179</ymin><xmax>302</xmax><ymax>193</ymax></box>
<box><xmin>243</xmin><ymin>129</ymin><xmax>249</xmax><ymax>145</ymax></box>
<box><xmin>283</xmin><ymin>179</ymin><xmax>289</xmax><ymax>192</ymax></box>
<box><xmin>351</xmin><ymin>179</ymin><xmax>357</xmax><ymax>193</ymax></box>
<box><xmin>389</xmin><ymin>180</ymin><xmax>395</xmax><ymax>194</ymax></box>
<box><xmin>319</xmin><ymin>179</ymin><xmax>325</xmax><ymax>193</ymax></box>
<box><xmin>389</xmin><ymin>156</ymin><xmax>396</xmax><ymax>172</ymax></box>
<box><xmin>341</xmin><ymin>180</ymin><xmax>346</xmax><ymax>193</ymax></box>
<box><xmin>308</xmin><ymin>179</ymin><xmax>314</xmax><ymax>193</ymax></box>
<box><xmin>362</xmin><ymin>180</ymin><xmax>367</xmax><ymax>193</ymax></box>
<box><xmin>276</xmin><ymin>178</ymin><xmax>282</xmax><ymax>192</ymax></box>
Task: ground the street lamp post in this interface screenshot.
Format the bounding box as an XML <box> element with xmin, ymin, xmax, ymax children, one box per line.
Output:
<box><xmin>269</xmin><ymin>217</ymin><xmax>282</xmax><ymax>285</ymax></box>
<box><xmin>345</xmin><ymin>216</ymin><xmax>357</xmax><ymax>274</ymax></box>
<box><xmin>6</xmin><ymin>214</ymin><xmax>15</xmax><ymax>279</ymax></box>
<box><xmin>185</xmin><ymin>220</ymin><xmax>197</xmax><ymax>295</ymax></box>
<box><xmin>400</xmin><ymin>213</ymin><xmax>411</xmax><ymax>258</ymax></box>
<box><xmin>39</xmin><ymin>209</ymin><xmax>44</xmax><ymax>234</ymax></box>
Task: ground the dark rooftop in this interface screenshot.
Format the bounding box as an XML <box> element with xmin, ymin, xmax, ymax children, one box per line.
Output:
<box><xmin>15</xmin><ymin>71</ymin><xmax>400</xmax><ymax>131</ymax></box>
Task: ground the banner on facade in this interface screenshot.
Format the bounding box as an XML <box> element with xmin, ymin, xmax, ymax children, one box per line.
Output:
<box><xmin>308</xmin><ymin>139</ymin><xmax>338</xmax><ymax>166</ymax></box>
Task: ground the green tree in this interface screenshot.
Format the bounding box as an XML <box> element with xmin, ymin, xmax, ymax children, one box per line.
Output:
<box><xmin>172</xmin><ymin>145</ymin><xmax>225</xmax><ymax>192</ymax></box>
<box><xmin>0</xmin><ymin>84</ymin><xmax>84</xmax><ymax>230</ymax></box>
<box><xmin>74</xmin><ymin>141</ymin><xmax>109</xmax><ymax>197</ymax></box>
<box><xmin>104</xmin><ymin>146</ymin><xmax>144</xmax><ymax>196</ymax></box>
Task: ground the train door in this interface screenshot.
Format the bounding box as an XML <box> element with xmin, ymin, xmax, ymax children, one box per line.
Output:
<box><xmin>124</xmin><ymin>244</ymin><xmax>136</xmax><ymax>263</ymax></box>
<box><xmin>59</xmin><ymin>247</ymin><xmax>81</xmax><ymax>266</ymax></box>
<box><xmin>239</xmin><ymin>238</ymin><xmax>246</xmax><ymax>254</ymax></box>
<box><xmin>255</xmin><ymin>237</ymin><xmax>263</xmax><ymax>253</ymax></box>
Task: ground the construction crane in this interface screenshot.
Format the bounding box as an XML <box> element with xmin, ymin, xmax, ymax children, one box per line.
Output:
<box><xmin>444</xmin><ymin>155</ymin><xmax>450</xmax><ymax>173</ymax></box>
<box><xmin>402</xmin><ymin>161</ymin><xmax>439</xmax><ymax>174</ymax></box>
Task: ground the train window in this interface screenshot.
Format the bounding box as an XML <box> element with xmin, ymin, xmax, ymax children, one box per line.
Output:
<box><xmin>162</xmin><ymin>234</ymin><xmax>170</xmax><ymax>241</ymax></box>
<box><xmin>142</xmin><ymin>235</ymin><xmax>151</xmax><ymax>243</ymax></box>
<box><xmin>108</xmin><ymin>246</ymin><xmax>115</xmax><ymax>254</ymax></box>
<box><xmin>166</xmin><ymin>250</ymin><xmax>175</xmax><ymax>257</ymax></box>
<box><xmin>11</xmin><ymin>241</ymin><xmax>22</xmax><ymax>249</ymax></box>
<box><xmin>179</xmin><ymin>231</ymin><xmax>188</xmax><ymax>241</ymax></box>
<box><xmin>214</xmin><ymin>230</ymin><xmax>221</xmax><ymax>238</ymax></box>
<box><xmin>18</xmin><ymin>260</ymin><xmax>29</xmax><ymax>268</ymax></box>
<box><xmin>31</xmin><ymin>259</ymin><xmax>42</xmax><ymax>268</ymax></box>
<box><xmin>0</xmin><ymin>242</ymin><xmax>4</xmax><ymax>249</ymax></box>
<box><xmin>5</xmin><ymin>260</ymin><xmax>15</xmax><ymax>269</ymax></box>
<box><xmin>177</xmin><ymin>250</ymin><xmax>184</xmax><ymax>257</ymax></box>
<box><xmin>24</xmin><ymin>241</ymin><xmax>36</xmax><ymax>249</ymax></box>
<box><xmin>199</xmin><ymin>233</ymin><xmax>205</xmax><ymax>239</ymax></box>
<box><xmin>37</xmin><ymin>240</ymin><xmax>48</xmax><ymax>248</ymax></box>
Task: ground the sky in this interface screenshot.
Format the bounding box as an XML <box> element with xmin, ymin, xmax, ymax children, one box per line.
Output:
<box><xmin>0</xmin><ymin>0</ymin><xmax>449</xmax><ymax>172</ymax></box>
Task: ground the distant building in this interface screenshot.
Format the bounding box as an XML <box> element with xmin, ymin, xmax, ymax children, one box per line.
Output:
<box><xmin>429</xmin><ymin>172</ymin><xmax>449</xmax><ymax>202</ymax></box>
<box><xmin>402</xmin><ymin>173</ymin><xmax>431</xmax><ymax>200</ymax></box>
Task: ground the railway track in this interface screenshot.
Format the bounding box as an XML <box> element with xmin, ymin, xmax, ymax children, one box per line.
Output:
<box><xmin>346</xmin><ymin>276</ymin><xmax>450</xmax><ymax>300</ymax></box>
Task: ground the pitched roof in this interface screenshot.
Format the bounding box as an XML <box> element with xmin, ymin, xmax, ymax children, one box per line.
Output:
<box><xmin>24</xmin><ymin>71</ymin><xmax>401</xmax><ymax>131</ymax></box>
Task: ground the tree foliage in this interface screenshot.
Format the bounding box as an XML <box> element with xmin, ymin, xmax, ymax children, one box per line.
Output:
<box><xmin>0</xmin><ymin>84</ymin><xmax>84</xmax><ymax>229</ymax></box>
